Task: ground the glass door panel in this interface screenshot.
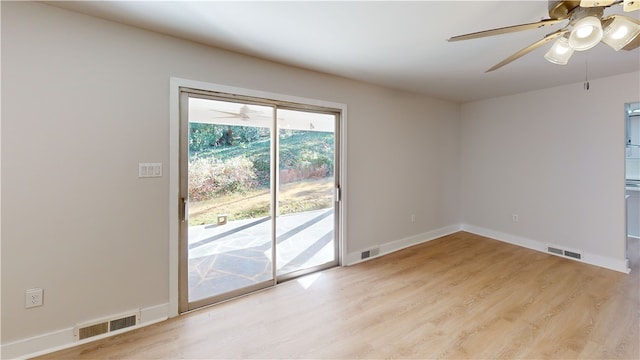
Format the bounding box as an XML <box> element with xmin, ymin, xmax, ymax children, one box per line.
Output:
<box><xmin>180</xmin><ymin>91</ymin><xmax>341</xmax><ymax>312</ymax></box>
<box><xmin>276</xmin><ymin>109</ymin><xmax>337</xmax><ymax>277</ymax></box>
<box><xmin>183</xmin><ymin>96</ymin><xmax>275</xmax><ymax>307</ymax></box>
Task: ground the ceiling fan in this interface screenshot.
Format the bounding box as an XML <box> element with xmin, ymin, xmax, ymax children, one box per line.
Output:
<box><xmin>209</xmin><ymin>104</ymin><xmax>272</xmax><ymax>122</ymax></box>
<box><xmin>448</xmin><ymin>0</ymin><xmax>640</xmax><ymax>72</ymax></box>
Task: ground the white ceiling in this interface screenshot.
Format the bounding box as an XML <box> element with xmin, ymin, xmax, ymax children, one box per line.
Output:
<box><xmin>47</xmin><ymin>0</ymin><xmax>640</xmax><ymax>103</ymax></box>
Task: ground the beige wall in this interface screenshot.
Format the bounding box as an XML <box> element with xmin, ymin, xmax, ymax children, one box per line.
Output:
<box><xmin>3</xmin><ymin>0</ymin><xmax>636</xmax><ymax>353</ymax></box>
<box><xmin>460</xmin><ymin>72</ymin><xmax>640</xmax><ymax>262</ymax></box>
<box><xmin>1</xmin><ymin>2</ymin><xmax>460</xmax><ymax>345</ymax></box>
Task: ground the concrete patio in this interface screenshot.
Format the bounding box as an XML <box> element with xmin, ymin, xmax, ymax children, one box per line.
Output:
<box><xmin>187</xmin><ymin>208</ymin><xmax>335</xmax><ymax>302</ymax></box>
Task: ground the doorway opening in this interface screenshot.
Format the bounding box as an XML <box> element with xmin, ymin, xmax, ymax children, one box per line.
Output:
<box><xmin>626</xmin><ymin>102</ymin><xmax>640</xmax><ymax>271</ymax></box>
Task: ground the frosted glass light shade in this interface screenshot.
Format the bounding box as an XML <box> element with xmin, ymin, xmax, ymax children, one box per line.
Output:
<box><xmin>569</xmin><ymin>16</ymin><xmax>604</xmax><ymax>51</ymax></box>
<box><xmin>602</xmin><ymin>16</ymin><xmax>640</xmax><ymax>51</ymax></box>
<box><xmin>545</xmin><ymin>36</ymin><xmax>575</xmax><ymax>65</ymax></box>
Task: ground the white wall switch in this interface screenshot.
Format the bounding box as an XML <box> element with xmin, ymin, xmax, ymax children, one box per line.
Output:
<box><xmin>139</xmin><ymin>163</ymin><xmax>162</xmax><ymax>178</ymax></box>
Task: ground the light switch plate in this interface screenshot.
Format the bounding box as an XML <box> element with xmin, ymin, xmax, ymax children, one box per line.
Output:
<box><xmin>139</xmin><ymin>163</ymin><xmax>162</xmax><ymax>178</ymax></box>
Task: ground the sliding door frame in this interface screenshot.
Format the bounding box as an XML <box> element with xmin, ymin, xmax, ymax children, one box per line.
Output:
<box><xmin>169</xmin><ymin>77</ymin><xmax>347</xmax><ymax>316</ymax></box>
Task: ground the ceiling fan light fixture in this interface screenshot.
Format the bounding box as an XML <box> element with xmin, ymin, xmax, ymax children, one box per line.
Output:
<box><xmin>545</xmin><ymin>36</ymin><xmax>575</xmax><ymax>64</ymax></box>
<box><xmin>602</xmin><ymin>16</ymin><xmax>640</xmax><ymax>50</ymax></box>
<box><xmin>568</xmin><ymin>16</ymin><xmax>604</xmax><ymax>50</ymax></box>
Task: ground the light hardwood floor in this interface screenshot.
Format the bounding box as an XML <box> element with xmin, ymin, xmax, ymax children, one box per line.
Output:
<box><xmin>37</xmin><ymin>232</ymin><xmax>639</xmax><ymax>359</ymax></box>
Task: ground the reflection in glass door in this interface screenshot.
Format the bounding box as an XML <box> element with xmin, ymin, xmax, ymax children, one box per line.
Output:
<box><xmin>179</xmin><ymin>91</ymin><xmax>340</xmax><ymax>312</ymax></box>
<box><xmin>276</xmin><ymin>109</ymin><xmax>338</xmax><ymax>278</ymax></box>
<box><xmin>180</xmin><ymin>95</ymin><xmax>275</xmax><ymax>311</ymax></box>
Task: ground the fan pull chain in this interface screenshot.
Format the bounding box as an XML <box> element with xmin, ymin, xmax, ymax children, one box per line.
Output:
<box><xmin>584</xmin><ymin>58</ymin><xmax>590</xmax><ymax>91</ymax></box>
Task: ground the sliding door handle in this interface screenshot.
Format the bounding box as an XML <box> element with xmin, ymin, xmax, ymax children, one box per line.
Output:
<box><xmin>180</xmin><ymin>197</ymin><xmax>187</xmax><ymax>222</ymax></box>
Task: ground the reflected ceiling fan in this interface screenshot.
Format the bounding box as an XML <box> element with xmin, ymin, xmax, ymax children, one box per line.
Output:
<box><xmin>210</xmin><ymin>105</ymin><xmax>257</xmax><ymax>121</ymax></box>
<box><xmin>448</xmin><ymin>0</ymin><xmax>640</xmax><ymax>72</ymax></box>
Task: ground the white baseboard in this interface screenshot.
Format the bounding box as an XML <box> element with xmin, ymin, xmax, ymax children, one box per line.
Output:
<box><xmin>461</xmin><ymin>224</ymin><xmax>629</xmax><ymax>274</ymax></box>
<box><xmin>1</xmin><ymin>303</ymin><xmax>170</xmax><ymax>359</ymax></box>
<box><xmin>346</xmin><ymin>224</ymin><xmax>461</xmax><ymax>265</ymax></box>
<box><xmin>4</xmin><ymin>225</ymin><xmax>630</xmax><ymax>358</ymax></box>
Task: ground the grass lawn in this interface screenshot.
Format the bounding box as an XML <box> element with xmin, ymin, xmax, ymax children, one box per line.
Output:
<box><xmin>188</xmin><ymin>177</ymin><xmax>334</xmax><ymax>226</ymax></box>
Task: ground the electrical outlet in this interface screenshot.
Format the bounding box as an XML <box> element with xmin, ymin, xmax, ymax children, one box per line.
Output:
<box><xmin>25</xmin><ymin>288</ymin><xmax>43</xmax><ymax>308</ymax></box>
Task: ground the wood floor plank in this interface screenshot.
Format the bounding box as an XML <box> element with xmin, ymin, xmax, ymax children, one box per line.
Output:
<box><xmin>35</xmin><ymin>232</ymin><xmax>640</xmax><ymax>359</ymax></box>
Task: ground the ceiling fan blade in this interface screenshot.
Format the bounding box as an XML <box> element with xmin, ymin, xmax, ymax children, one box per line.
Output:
<box><xmin>580</xmin><ymin>0</ymin><xmax>618</xmax><ymax>7</ymax></box>
<box><xmin>624</xmin><ymin>0</ymin><xmax>640</xmax><ymax>11</ymax></box>
<box><xmin>448</xmin><ymin>19</ymin><xmax>564</xmax><ymax>42</ymax></box>
<box><xmin>209</xmin><ymin>109</ymin><xmax>241</xmax><ymax>117</ymax></box>
<box><xmin>623</xmin><ymin>35</ymin><xmax>640</xmax><ymax>49</ymax></box>
<box><xmin>486</xmin><ymin>29</ymin><xmax>568</xmax><ymax>72</ymax></box>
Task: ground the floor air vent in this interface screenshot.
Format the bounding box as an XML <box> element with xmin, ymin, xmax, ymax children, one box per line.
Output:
<box><xmin>361</xmin><ymin>247</ymin><xmax>380</xmax><ymax>259</ymax></box>
<box><xmin>110</xmin><ymin>314</ymin><xmax>137</xmax><ymax>331</ymax></box>
<box><xmin>563</xmin><ymin>250</ymin><xmax>581</xmax><ymax>260</ymax></box>
<box><xmin>547</xmin><ymin>246</ymin><xmax>582</xmax><ymax>261</ymax></box>
<box><xmin>547</xmin><ymin>246</ymin><xmax>563</xmax><ymax>255</ymax></box>
<box><xmin>78</xmin><ymin>322</ymin><xmax>108</xmax><ymax>340</ymax></box>
<box><xmin>75</xmin><ymin>311</ymin><xmax>139</xmax><ymax>341</ymax></box>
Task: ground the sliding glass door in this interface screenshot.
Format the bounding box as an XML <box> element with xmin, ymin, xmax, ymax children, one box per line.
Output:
<box><xmin>179</xmin><ymin>90</ymin><xmax>340</xmax><ymax>311</ymax></box>
<box><xmin>276</xmin><ymin>109</ymin><xmax>337</xmax><ymax>279</ymax></box>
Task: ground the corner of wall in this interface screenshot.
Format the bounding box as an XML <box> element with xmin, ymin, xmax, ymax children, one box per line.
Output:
<box><xmin>461</xmin><ymin>224</ymin><xmax>629</xmax><ymax>273</ymax></box>
<box><xmin>346</xmin><ymin>224</ymin><xmax>462</xmax><ymax>265</ymax></box>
